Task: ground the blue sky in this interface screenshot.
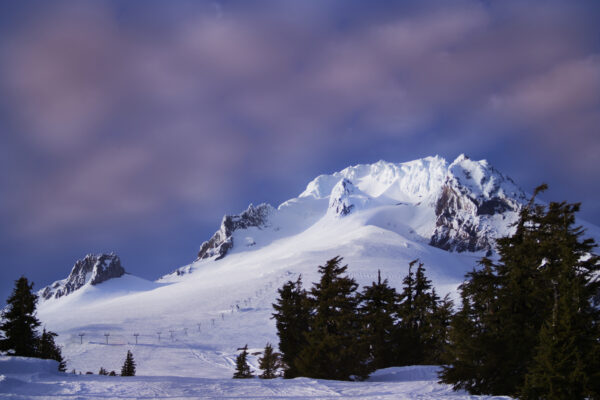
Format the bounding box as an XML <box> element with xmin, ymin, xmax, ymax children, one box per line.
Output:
<box><xmin>1</xmin><ymin>0</ymin><xmax>599</xmax><ymax>303</ymax></box>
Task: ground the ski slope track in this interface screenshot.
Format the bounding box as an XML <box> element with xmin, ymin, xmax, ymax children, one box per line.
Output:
<box><xmin>4</xmin><ymin>155</ymin><xmax>597</xmax><ymax>399</ymax></box>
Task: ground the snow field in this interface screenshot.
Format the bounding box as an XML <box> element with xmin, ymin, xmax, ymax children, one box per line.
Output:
<box><xmin>1</xmin><ymin>357</ymin><xmax>513</xmax><ymax>399</ymax></box>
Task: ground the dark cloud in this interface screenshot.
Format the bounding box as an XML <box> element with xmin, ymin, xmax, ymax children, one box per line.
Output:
<box><xmin>0</xmin><ymin>0</ymin><xmax>598</xmax><ymax>299</ymax></box>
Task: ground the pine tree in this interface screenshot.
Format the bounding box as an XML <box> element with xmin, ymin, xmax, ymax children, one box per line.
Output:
<box><xmin>120</xmin><ymin>350</ymin><xmax>136</xmax><ymax>376</ymax></box>
<box><xmin>427</xmin><ymin>293</ymin><xmax>454</xmax><ymax>365</ymax></box>
<box><xmin>359</xmin><ymin>270</ymin><xmax>398</xmax><ymax>370</ymax></box>
<box><xmin>272</xmin><ymin>275</ymin><xmax>310</xmax><ymax>378</ymax></box>
<box><xmin>519</xmin><ymin>201</ymin><xmax>600</xmax><ymax>399</ymax></box>
<box><xmin>38</xmin><ymin>328</ymin><xmax>67</xmax><ymax>372</ymax></box>
<box><xmin>258</xmin><ymin>343</ymin><xmax>280</xmax><ymax>379</ymax></box>
<box><xmin>395</xmin><ymin>260</ymin><xmax>440</xmax><ymax>365</ymax></box>
<box><xmin>521</xmin><ymin>301</ymin><xmax>587</xmax><ymax>399</ymax></box>
<box><xmin>0</xmin><ymin>277</ymin><xmax>41</xmax><ymax>357</ymax></box>
<box><xmin>233</xmin><ymin>345</ymin><xmax>253</xmax><ymax>378</ymax></box>
<box><xmin>440</xmin><ymin>260</ymin><xmax>503</xmax><ymax>394</ymax></box>
<box><xmin>440</xmin><ymin>185</ymin><xmax>600</xmax><ymax>397</ymax></box>
<box><xmin>99</xmin><ymin>367</ymin><xmax>108</xmax><ymax>375</ymax></box>
<box><xmin>295</xmin><ymin>256</ymin><xmax>372</xmax><ymax>381</ymax></box>
<box><xmin>394</xmin><ymin>260</ymin><xmax>419</xmax><ymax>365</ymax></box>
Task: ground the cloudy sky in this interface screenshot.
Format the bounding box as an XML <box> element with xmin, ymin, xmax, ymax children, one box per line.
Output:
<box><xmin>1</xmin><ymin>0</ymin><xmax>599</xmax><ymax>302</ymax></box>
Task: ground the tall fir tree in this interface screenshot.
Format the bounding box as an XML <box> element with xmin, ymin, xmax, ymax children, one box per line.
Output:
<box><xmin>38</xmin><ymin>328</ymin><xmax>67</xmax><ymax>372</ymax></box>
<box><xmin>519</xmin><ymin>200</ymin><xmax>600</xmax><ymax>399</ymax></box>
<box><xmin>271</xmin><ymin>275</ymin><xmax>310</xmax><ymax>378</ymax></box>
<box><xmin>120</xmin><ymin>350</ymin><xmax>136</xmax><ymax>376</ymax></box>
<box><xmin>520</xmin><ymin>290</ymin><xmax>588</xmax><ymax>399</ymax></box>
<box><xmin>395</xmin><ymin>260</ymin><xmax>441</xmax><ymax>365</ymax></box>
<box><xmin>0</xmin><ymin>277</ymin><xmax>41</xmax><ymax>357</ymax></box>
<box><xmin>233</xmin><ymin>345</ymin><xmax>253</xmax><ymax>378</ymax></box>
<box><xmin>427</xmin><ymin>293</ymin><xmax>454</xmax><ymax>365</ymax></box>
<box><xmin>394</xmin><ymin>260</ymin><xmax>419</xmax><ymax>365</ymax></box>
<box><xmin>295</xmin><ymin>256</ymin><xmax>372</xmax><ymax>381</ymax></box>
<box><xmin>440</xmin><ymin>185</ymin><xmax>600</xmax><ymax>397</ymax></box>
<box><xmin>359</xmin><ymin>270</ymin><xmax>398</xmax><ymax>370</ymax></box>
<box><xmin>258</xmin><ymin>343</ymin><xmax>280</xmax><ymax>379</ymax></box>
<box><xmin>440</xmin><ymin>260</ymin><xmax>503</xmax><ymax>395</ymax></box>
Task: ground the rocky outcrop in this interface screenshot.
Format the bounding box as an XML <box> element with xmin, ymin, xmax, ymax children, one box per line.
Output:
<box><xmin>430</xmin><ymin>183</ymin><xmax>496</xmax><ymax>252</ymax></box>
<box><xmin>197</xmin><ymin>203</ymin><xmax>274</xmax><ymax>261</ymax></box>
<box><xmin>328</xmin><ymin>178</ymin><xmax>356</xmax><ymax>217</ymax></box>
<box><xmin>429</xmin><ymin>156</ymin><xmax>526</xmax><ymax>253</ymax></box>
<box><xmin>40</xmin><ymin>253</ymin><xmax>126</xmax><ymax>300</ymax></box>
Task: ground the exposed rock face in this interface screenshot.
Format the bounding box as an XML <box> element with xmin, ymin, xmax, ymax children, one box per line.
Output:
<box><xmin>40</xmin><ymin>253</ymin><xmax>125</xmax><ymax>300</ymax></box>
<box><xmin>197</xmin><ymin>203</ymin><xmax>274</xmax><ymax>261</ymax></box>
<box><xmin>328</xmin><ymin>178</ymin><xmax>356</xmax><ymax>217</ymax></box>
<box><xmin>429</xmin><ymin>155</ymin><xmax>526</xmax><ymax>253</ymax></box>
<box><xmin>430</xmin><ymin>183</ymin><xmax>496</xmax><ymax>252</ymax></box>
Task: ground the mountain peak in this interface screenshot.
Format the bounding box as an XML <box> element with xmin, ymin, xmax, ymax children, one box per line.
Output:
<box><xmin>40</xmin><ymin>253</ymin><xmax>126</xmax><ymax>301</ymax></box>
<box><xmin>184</xmin><ymin>155</ymin><xmax>527</xmax><ymax>267</ymax></box>
<box><xmin>196</xmin><ymin>203</ymin><xmax>274</xmax><ymax>261</ymax></box>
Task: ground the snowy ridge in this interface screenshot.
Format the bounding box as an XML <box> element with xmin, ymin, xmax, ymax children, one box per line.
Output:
<box><xmin>301</xmin><ymin>156</ymin><xmax>448</xmax><ymax>202</ymax></box>
<box><xmin>183</xmin><ymin>155</ymin><xmax>526</xmax><ymax>268</ymax></box>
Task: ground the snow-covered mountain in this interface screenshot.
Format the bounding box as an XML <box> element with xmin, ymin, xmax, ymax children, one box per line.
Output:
<box><xmin>33</xmin><ymin>154</ymin><xmax>592</xmax><ymax>382</ymax></box>
<box><xmin>177</xmin><ymin>154</ymin><xmax>525</xmax><ymax>279</ymax></box>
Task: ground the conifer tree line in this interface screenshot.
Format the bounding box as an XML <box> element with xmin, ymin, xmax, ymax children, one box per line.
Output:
<box><xmin>0</xmin><ymin>277</ymin><xmax>66</xmax><ymax>372</ymax></box>
<box><xmin>272</xmin><ymin>256</ymin><xmax>451</xmax><ymax>381</ymax></box>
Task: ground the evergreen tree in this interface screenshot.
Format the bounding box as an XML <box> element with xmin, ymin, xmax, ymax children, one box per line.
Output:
<box><xmin>395</xmin><ymin>260</ymin><xmax>441</xmax><ymax>365</ymax></box>
<box><xmin>440</xmin><ymin>185</ymin><xmax>600</xmax><ymax>397</ymax></box>
<box><xmin>427</xmin><ymin>293</ymin><xmax>454</xmax><ymax>365</ymax></box>
<box><xmin>120</xmin><ymin>350</ymin><xmax>136</xmax><ymax>376</ymax></box>
<box><xmin>98</xmin><ymin>367</ymin><xmax>108</xmax><ymax>375</ymax></box>
<box><xmin>440</xmin><ymin>260</ymin><xmax>503</xmax><ymax>394</ymax></box>
<box><xmin>0</xmin><ymin>277</ymin><xmax>41</xmax><ymax>357</ymax></box>
<box><xmin>359</xmin><ymin>270</ymin><xmax>398</xmax><ymax>370</ymax></box>
<box><xmin>520</xmin><ymin>201</ymin><xmax>600</xmax><ymax>399</ymax></box>
<box><xmin>233</xmin><ymin>345</ymin><xmax>253</xmax><ymax>378</ymax></box>
<box><xmin>272</xmin><ymin>275</ymin><xmax>310</xmax><ymax>378</ymax></box>
<box><xmin>38</xmin><ymin>328</ymin><xmax>67</xmax><ymax>372</ymax></box>
<box><xmin>521</xmin><ymin>301</ymin><xmax>587</xmax><ymax>399</ymax></box>
<box><xmin>394</xmin><ymin>260</ymin><xmax>420</xmax><ymax>365</ymax></box>
<box><xmin>258</xmin><ymin>343</ymin><xmax>280</xmax><ymax>379</ymax></box>
<box><xmin>295</xmin><ymin>256</ymin><xmax>372</xmax><ymax>381</ymax></box>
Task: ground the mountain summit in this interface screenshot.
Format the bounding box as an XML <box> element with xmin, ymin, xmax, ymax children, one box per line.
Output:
<box><xmin>190</xmin><ymin>155</ymin><xmax>526</xmax><ymax>268</ymax></box>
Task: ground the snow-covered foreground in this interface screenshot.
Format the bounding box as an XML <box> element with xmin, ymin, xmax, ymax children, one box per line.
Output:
<box><xmin>0</xmin><ymin>357</ymin><xmax>511</xmax><ymax>399</ymax></box>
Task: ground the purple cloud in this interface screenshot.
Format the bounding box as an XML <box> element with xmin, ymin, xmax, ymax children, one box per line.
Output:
<box><xmin>0</xmin><ymin>0</ymin><xmax>598</xmax><ymax>241</ymax></box>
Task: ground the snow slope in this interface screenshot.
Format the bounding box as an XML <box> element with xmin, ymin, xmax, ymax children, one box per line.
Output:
<box><xmin>0</xmin><ymin>357</ymin><xmax>512</xmax><ymax>399</ymax></box>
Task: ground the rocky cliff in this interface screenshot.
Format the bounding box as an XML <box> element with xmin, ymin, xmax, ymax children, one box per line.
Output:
<box><xmin>40</xmin><ymin>253</ymin><xmax>126</xmax><ymax>300</ymax></box>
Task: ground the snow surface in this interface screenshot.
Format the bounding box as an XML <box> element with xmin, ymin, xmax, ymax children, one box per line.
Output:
<box><xmin>9</xmin><ymin>155</ymin><xmax>595</xmax><ymax>399</ymax></box>
<box><xmin>0</xmin><ymin>357</ymin><xmax>512</xmax><ymax>399</ymax></box>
